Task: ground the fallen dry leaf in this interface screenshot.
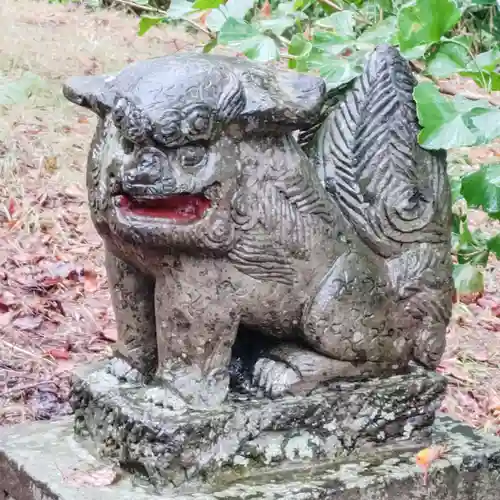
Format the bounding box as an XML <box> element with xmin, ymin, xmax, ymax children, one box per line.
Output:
<box><xmin>7</xmin><ymin>198</ymin><xmax>16</xmax><ymax>217</ymax></box>
<box><xmin>83</xmin><ymin>269</ymin><xmax>98</xmax><ymax>293</ymax></box>
<box><xmin>199</xmin><ymin>9</ymin><xmax>210</xmax><ymax>27</ymax></box>
<box><xmin>0</xmin><ymin>311</ymin><xmax>13</xmax><ymax>327</ymax></box>
<box><xmin>261</xmin><ymin>0</ymin><xmax>271</xmax><ymax>17</ymax></box>
<box><xmin>46</xmin><ymin>348</ymin><xmax>70</xmax><ymax>361</ymax></box>
<box><xmin>415</xmin><ymin>445</ymin><xmax>448</xmax><ymax>485</ymax></box>
<box><xmin>43</xmin><ymin>156</ymin><xmax>58</xmax><ymax>173</ymax></box>
<box><xmin>63</xmin><ymin>184</ymin><xmax>85</xmax><ymax>199</ymax></box>
<box><xmin>12</xmin><ymin>315</ymin><xmax>43</xmax><ymax>332</ymax></box>
<box><xmin>65</xmin><ymin>465</ymin><xmax>121</xmax><ymax>487</ymax></box>
<box><xmin>99</xmin><ymin>327</ymin><xmax>117</xmax><ymax>343</ymax></box>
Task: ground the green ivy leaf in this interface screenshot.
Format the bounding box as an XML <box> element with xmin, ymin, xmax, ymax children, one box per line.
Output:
<box><xmin>460</xmin><ymin>70</ymin><xmax>500</xmax><ymax>91</ymax></box>
<box><xmin>461</xmin><ymin>163</ymin><xmax>500</xmax><ymax>219</ymax></box>
<box><xmin>138</xmin><ymin>16</ymin><xmax>164</xmax><ymax>36</ymax></box>
<box><xmin>203</xmin><ymin>38</ymin><xmax>218</xmax><ymax>53</ymax></box>
<box><xmin>289</xmin><ymin>33</ymin><xmax>313</xmax><ymax>57</ymax></box>
<box><xmin>397</xmin><ymin>0</ymin><xmax>461</xmax><ymax>52</ymax></box>
<box><xmin>400</xmin><ymin>44</ymin><xmax>429</xmax><ymax>60</ymax></box>
<box><xmin>165</xmin><ymin>0</ymin><xmax>195</xmax><ymax>19</ymax></box>
<box><xmin>453</xmin><ymin>263</ymin><xmax>485</xmax><ymax>297</ymax></box>
<box><xmin>414</xmin><ymin>82</ymin><xmax>478</xmax><ymax>149</ymax></box>
<box><xmin>357</xmin><ymin>16</ymin><xmax>397</xmax><ymax>46</ymax></box>
<box><xmin>425</xmin><ymin>38</ymin><xmax>471</xmax><ymax>78</ymax></box>
<box><xmin>207</xmin><ymin>0</ymin><xmax>255</xmax><ymax>31</ymax></box>
<box><xmin>219</xmin><ymin>17</ymin><xmax>259</xmax><ymax>43</ymax></box>
<box><xmin>459</xmin><ymin>49</ymin><xmax>500</xmax><ymax>90</ymax></box>
<box><xmin>474</xmin><ymin>49</ymin><xmax>500</xmax><ymax>71</ymax></box>
<box><xmin>318</xmin><ymin>11</ymin><xmax>356</xmax><ymax>38</ymax></box>
<box><xmin>312</xmin><ymin>32</ymin><xmax>353</xmax><ymax>54</ymax></box>
<box><xmin>376</xmin><ymin>0</ymin><xmax>394</xmax><ymax>11</ymax></box>
<box><xmin>288</xmin><ymin>33</ymin><xmax>312</xmax><ymax>71</ymax></box>
<box><xmin>243</xmin><ymin>36</ymin><xmax>280</xmax><ymax>62</ymax></box>
<box><xmin>316</xmin><ymin>55</ymin><xmax>364</xmax><ymax>90</ymax></box>
<box><xmin>219</xmin><ymin>18</ymin><xmax>279</xmax><ymax>62</ymax></box>
<box><xmin>450</xmin><ymin>176</ymin><xmax>463</xmax><ymax>203</ymax></box>
<box><xmin>294</xmin><ymin>0</ymin><xmax>315</xmax><ymax>9</ymax></box>
<box><xmin>487</xmin><ymin>234</ymin><xmax>500</xmax><ymax>259</ymax></box>
<box><xmin>453</xmin><ymin>217</ymin><xmax>491</xmax><ymax>265</ymax></box>
<box><xmin>470</xmin><ymin>109</ymin><xmax>500</xmax><ymax>143</ymax></box>
<box><xmin>258</xmin><ymin>16</ymin><xmax>296</xmax><ymax>36</ymax></box>
<box><xmin>193</xmin><ymin>0</ymin><xmax>224</xmax><ymax>8</ymax></box>
<box><xmin>258</xmin><ymin>2</ymin><xmax>307</xmax><ymax>36</ymax></box>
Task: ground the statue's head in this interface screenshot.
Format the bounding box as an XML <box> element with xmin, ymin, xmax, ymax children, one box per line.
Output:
<box><xmin>63</xmin><ymin>54</ymin><xmax>326</xmax><ymax>254</ymax></box>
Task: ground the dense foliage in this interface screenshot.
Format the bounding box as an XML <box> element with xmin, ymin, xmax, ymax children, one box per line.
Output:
<box><xmin>54</xmin><ymin>0</ymin><xmax>500</xmax><ymax>296</ymax></box>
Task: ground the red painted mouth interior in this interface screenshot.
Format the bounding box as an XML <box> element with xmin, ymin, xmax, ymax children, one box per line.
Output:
<box><xmin>119</xmin><ymin>194</ymin><xmax>211</xmax><ymax>221</ymax></box>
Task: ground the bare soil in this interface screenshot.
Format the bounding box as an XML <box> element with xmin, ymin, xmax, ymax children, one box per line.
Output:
<box><xmin>1</xmin><ymin>0</ymin><xmax>500</xmax><ymax>433</ymax></box>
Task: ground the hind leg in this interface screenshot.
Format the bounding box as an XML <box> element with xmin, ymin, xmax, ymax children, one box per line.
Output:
<box><xmin>253</xmin><ymin>251</ymin><xmax>409</xmax><ymax>397</ymax></box>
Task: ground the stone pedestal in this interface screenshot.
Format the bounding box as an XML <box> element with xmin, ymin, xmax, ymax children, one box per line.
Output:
<box><xmin>1</xmin><ymin>415</ymin><xmax>500</xmax><ymax>499</ymax></box>
<box><xmin>70</xmin><ymin>361</ymin><xmax>445</xmax><ymax>487</ymax></box>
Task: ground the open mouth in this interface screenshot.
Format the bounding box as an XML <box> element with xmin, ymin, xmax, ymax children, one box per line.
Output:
<box><xmin>118</xmin><ymin>194</ymin><xmax>212</xmax><ymax>222</ymax></box>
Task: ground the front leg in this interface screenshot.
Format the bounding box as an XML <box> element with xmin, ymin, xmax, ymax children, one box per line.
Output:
<box><xmin>105</xmin><ymin>250</ymin><xmax>157</xmax><ymax>379</ymax></box>
<box><xmin>152</xmin><ymin>262</ymin><xmax>240</xmax><ymax>409</ymax></box>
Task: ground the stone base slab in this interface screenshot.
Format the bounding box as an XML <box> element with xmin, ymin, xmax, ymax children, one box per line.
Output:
<box><xmin>2</xmin><ymin>415</ymin><xmax>500</xmax><ymax>499</ymax></box>
<box><xmin>70</xmin><ymin>361</ymin><xmax>446</xmax><ymax>486</ymax></box>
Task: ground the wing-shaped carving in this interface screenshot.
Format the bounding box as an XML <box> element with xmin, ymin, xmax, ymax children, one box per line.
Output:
<box><xmin>229</xmin><ymin>136</ymin><xmax>336</xmax><ymax>286</ymax></box>
<box><xmin>312</xmin><ymin>45</ymin><xmax>451</xmax><ymax>258</ymax></box>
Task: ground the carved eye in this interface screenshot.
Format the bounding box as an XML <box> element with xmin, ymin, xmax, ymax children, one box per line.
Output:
<box><xmin>182</xmin><ymin>104</ymin><xmax>213</xmax><ymax>141</ymax></box>
<box><xmin>178</xmin><ymin>145</ymin><xmax>206</xmax><ymax>170</ymax></box>
<box><xmin>112</xmin><ymin>98</ymin><xmax>128</xmax><ymax>127</ymax></box>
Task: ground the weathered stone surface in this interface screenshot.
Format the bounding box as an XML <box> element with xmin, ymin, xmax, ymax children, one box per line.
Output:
<box><xmin>2</xmin><ymin>416</ymin><xmax>500</xmax><ymax>500</ymax></box>
<box><xmin>61</xmin><ymin>44</ymin><xmax>454</xmax><ymax>413</ymax></box>
<box><xmin>70</xmin><ymin>361</ymin><xmax>446</xmax><ymax>486</ymax></box>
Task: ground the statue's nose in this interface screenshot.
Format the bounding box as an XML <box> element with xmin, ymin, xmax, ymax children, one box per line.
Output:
<box><xmin>124</xmin><ymin>151</ymin><xmax>163</xmax><ymax>185</ymax></box>
<box><xmin>121</xmin><ymin>150</ymin><xmax>177</xmax><ymax>196</ymax></box>
<box><xmin>124</xmin><ymin>167</ymin><xmax>161</xmax><ymax>185</ymax></box>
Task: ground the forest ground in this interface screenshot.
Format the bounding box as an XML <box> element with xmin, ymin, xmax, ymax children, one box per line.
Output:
<box><xmin>1</xmin><ymin>0</ymin><xmax>500</xmax><ymax>432</ymax></box>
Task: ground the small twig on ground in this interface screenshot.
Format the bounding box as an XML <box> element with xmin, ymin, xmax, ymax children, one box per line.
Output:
<box><xmin>1</xmin><ymin>380</ymin><xmax>52</xmax><ymax>397</ymax></box>
<box><xmin>0</xmin><ymin>339</ymin><xmax>56</xmax><ymax>365</ymax></box>
<box><xmin>110</xmin><ymin>0</ymin><xmax>213</xmax><ymax>38</ymax></box>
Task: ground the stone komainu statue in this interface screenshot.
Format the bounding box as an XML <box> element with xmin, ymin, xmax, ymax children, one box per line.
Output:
<box><xmin>63</xmin><ymin>45</ymin><xmax>453</xmax><ymax>408</ymax></box>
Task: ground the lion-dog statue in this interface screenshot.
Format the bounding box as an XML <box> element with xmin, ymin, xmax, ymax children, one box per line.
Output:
<box><xmin>63</xmin><ymin>45</ymin><xmax>453</xmax><ymax>410</ymax></box>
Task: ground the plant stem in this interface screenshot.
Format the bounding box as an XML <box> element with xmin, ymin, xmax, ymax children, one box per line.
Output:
<box><xmin>277</xmin><ymin>35</ymin><xmax>291</xmax><ymax>47</ymax></box>
<box><xmin>318</xmin><ymin>0</ymin><xmax>343</xmax><ymax>11</ymax></box>
<box><xmin>446</xmin><ymin>38</ymin><xmax>490</xmax><ymax>91</ymax></box>
<box><xmin>110</xmin><ymin>0</ymin><xmax>214</xmax><ymax>38</ymax></box>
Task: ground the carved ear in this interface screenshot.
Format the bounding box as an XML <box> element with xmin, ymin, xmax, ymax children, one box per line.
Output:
<box><xmin>275</xmin><ymin>70</ymin><xmax>327</xmax><ymax>119</ymax></box>
<box><xmin>236</xmin><ymin>65</ymin><xmax>326</xmax><ymax>132</ymax></box>
<box><xmin>62</xmin><ymin>75</ymin><xmax>117</xmax><ymax>118</ymax></box>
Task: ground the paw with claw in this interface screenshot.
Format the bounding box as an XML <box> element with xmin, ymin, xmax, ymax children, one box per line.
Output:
<box><xmin>252</xmin><ymin>358</ymin><xmax>302</xmax><ymax>398</ymax></box>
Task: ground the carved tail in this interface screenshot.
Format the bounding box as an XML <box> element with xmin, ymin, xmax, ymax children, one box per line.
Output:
<box><xmin>308</xmin><ymin>44</ymin><xmax>451</xmax><ymax>259</ymax></box>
